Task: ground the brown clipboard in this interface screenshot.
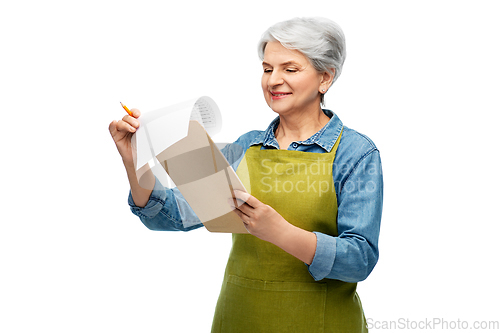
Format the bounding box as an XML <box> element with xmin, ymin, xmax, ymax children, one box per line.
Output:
<box><xmin>155</xmin><ymin>120</ymin><xmax>249</xmax><ymax>233</ymax></box>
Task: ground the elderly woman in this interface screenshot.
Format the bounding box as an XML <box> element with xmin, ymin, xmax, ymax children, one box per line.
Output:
<box><xmin>109</xmin><ymin>17</ymin><xmax>383</xmax><ymax>333</ymax></box>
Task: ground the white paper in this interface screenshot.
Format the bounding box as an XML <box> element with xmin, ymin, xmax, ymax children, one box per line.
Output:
<box><xmin>133</xmin><ymin>96</ymin><xmax>222</xmax><ymax>172</ymax></box>
<box><xmin>189</xmin><ymin>96</ymin><xmax>222</xmax><ymax>137</ymax></box>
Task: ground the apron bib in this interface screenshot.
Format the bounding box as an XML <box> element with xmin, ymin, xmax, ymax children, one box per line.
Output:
<box><xmin>212</xmin><ymin>131</ymin><xmax>368</xmax><ymax>333</ymax></box>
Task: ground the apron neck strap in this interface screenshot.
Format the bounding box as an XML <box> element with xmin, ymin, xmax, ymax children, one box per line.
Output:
<box><xmin>250</xmin><ymin>127</ymin><xmax>343</xmax><ymax>153</ymax></box>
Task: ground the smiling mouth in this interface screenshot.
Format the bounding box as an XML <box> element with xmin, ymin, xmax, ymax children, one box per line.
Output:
<box><xmin>270</xmin><ymin>91</ymin><xmax>291</xmax><ymax>99</ymax></box>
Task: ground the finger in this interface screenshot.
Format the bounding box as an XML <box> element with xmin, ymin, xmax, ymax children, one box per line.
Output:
<box><xmin>233</xmin><ymin>197</ymin><xmax>247</xmax><ymax>208</ymax></box>
<box><xmin>241</xmin><ymin>216</ymin><xmax>250</xmax><ymax>226</ymax></box>
<box><xmin>228</xmin><ymin>196</ymin><xmax>253</xmax><ymax>217</ymax></box>
<box><xmin>109</xmin><ymin>119</ymin><xmax>135</xmax><ymax>135</ymax></box>
<box><xmin>115</xmin><ymin>118</ymin><xmax>137</xmax><ymax>133</ymax></box>
<box><xmin>231</xmin><ymin>204</ymin><xmax>250</xmax><ymax>221</ymax></box>
<box><xmin>109</xmin><ymin>120</ymin><xmax>117</xmax><ymax>133</ymax></box>
<box><xmin>121</xmin><ymin>115</ymin><xmax>140</xmax><ymax>129</ymax></box>
<box><xmin>129</xmin><ymin>108</ymin><xmax>141</xmax><ymax>118</ymax></box>
<box><xmin>232</xmin><ymin>190</ymin><xmax>250</xmax><ymax>203</ymax></box>
<box><xmin>233</xmin><ymin>190</ymin><xmax>260</xmax><ymax>208</ymax></box>
<box><xmin>240</xmin><ymin>213</ymin><xmax>252</xmax><ymax>226</ymax></box>
<box><xmin>230</xmin><ymin>198</ymin><xmax>256</xmax><ymax>219</ymax></box>
<box><xmin>229</xmin><ymin>191</ymin><xmax>245</xmax><ymax>208</ymax></box>
<box><xmin>227</xmin><ymin>198</ymin><xmax>238</xmax><ymax>210</ymax></box>
<box><xmin>228</xmin><ymin>198</ymin><xmax>251</xmax><ymax>217</ymax></box>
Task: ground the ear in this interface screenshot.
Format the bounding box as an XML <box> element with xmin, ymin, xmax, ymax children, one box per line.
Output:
<box><xmin>319</xmin><ymin>68</ymin><xmax>335</xmax><ymax>93</ymax></box>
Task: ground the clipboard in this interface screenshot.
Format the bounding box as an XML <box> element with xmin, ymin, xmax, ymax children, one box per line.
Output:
<box><xmin>155</xmin><ymin>120</ymin><xmax>249</xmax><ymax>234</ymax></box>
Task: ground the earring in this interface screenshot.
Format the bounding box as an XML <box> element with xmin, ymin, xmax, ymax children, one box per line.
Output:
<box><xmin>322</xmin><ymin>89</ymin><xmax>326</xmax><ymax>93</ymax></box>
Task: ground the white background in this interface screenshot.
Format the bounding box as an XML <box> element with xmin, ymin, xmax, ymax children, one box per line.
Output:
<box><xmin>1</xmin><ymin>0</ymin><xmax>499</xmax><ymax>332</ymax></box>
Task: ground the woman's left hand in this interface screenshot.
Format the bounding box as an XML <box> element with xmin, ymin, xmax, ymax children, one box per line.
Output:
<box><xmin>229</xmin><ymin>190</ymin><xmax>289</xmax><ymax>244</ymax></box>
<box><xmin>229</xmin><ymin>190</ymin><xmax>317</xmax><ymax>265</ymax></box>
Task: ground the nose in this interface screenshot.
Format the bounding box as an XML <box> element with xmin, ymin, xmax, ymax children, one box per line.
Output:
<box><xmin>267</xmin><ymin>70</ymin><xmax>284</xmax><ymax>88</ymax></box>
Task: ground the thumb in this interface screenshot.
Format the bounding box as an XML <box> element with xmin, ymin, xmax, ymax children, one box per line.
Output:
<box><xmin>109</xmin><ymin>120</ymin><xmax>118</xmax><ymax>134</ymax></box>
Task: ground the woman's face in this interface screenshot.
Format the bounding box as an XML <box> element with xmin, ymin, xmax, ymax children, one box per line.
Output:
<box><xmin>261</xmin><ymin>41</ymin><xmax>326</xmax><ymax>116</ymax></box>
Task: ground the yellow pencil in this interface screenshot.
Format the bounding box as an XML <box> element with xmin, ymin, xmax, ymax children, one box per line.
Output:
<box><xmin>120</xmin><ymin>102</ymin><xmax>133</xmax><ymax>116</ymax></box>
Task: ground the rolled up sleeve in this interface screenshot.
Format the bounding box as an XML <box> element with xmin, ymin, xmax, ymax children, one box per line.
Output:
<box><xmin>307</xmin><ymin>232</ymin><xmax>337</xmax><ymax>281</ymax></box>
<box><xmin>128</xmin><ymin>177</ymin><xmax>203</xmax><ymax>231</ymax></box>
<box><xmin>307</xmin><ymin>150</ymin><xmax>383</xmax><ymax>282</ymax></box>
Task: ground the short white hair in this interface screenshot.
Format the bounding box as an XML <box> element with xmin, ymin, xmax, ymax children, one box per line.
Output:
<box><xmin>258</xmin><ymin>17</ymin><xmax>346</xmax><ymax>105</ymax></box>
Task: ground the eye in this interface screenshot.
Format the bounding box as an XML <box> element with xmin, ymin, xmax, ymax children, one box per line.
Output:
<box><xmin>286</xmin><ymin>68</ymin><xmax>298</xmax><ymax>73</ymax></box>
<box><xmin>263</xmin><ymin>68</ymin><xmax>273</xmax><ymax>73</ymax></box>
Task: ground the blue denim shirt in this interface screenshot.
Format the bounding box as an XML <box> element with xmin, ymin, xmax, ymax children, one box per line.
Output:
<box><xmin>129</xmin><ymin>109</ymin><xmax>383</xmax><ymax>283</ymax></box>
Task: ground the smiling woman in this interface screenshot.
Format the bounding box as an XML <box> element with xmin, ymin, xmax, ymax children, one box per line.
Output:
<box><xmin>109</xmin><ymin>16</ymin><xmax>383</xmax><ymax>333</ymax></box>
<box><xmin>258</xmin><ymin>17</ymin><xmax>346</xmax><ymax>105</ymax></box>
<box><xmin>261</xmin><ymin>42</ymin><xmax>332</xmax><ymax>122</ymax></box>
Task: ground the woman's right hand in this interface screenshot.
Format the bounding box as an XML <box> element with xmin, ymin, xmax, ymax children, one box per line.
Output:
<box><xmin>109</xmin><ymin>109</ymin><xmax>141</xmax><ymax>165</ymax></box>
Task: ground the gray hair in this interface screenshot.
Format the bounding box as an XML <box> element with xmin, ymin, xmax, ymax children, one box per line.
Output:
<box><xmin>258</xmin><ymin>17</ymin><xmax>346</xmax><ymax>105</ymax></box>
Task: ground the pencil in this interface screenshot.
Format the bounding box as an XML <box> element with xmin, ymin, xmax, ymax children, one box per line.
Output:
<box><xmin>120</xmin><ymin>102</ymin><xmax>133</xmax><ymax>116</ymax></box>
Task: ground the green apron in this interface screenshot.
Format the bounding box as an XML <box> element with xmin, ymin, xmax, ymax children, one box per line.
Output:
<box><xmin>212</xmin><ymin>130</ymin><xmax>368</xmax><ymax>333</ymax></box>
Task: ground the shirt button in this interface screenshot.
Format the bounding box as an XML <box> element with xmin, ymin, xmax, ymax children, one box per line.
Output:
<box><xmin>292</xmin><ymin>143</ymin><xmax>298</xmax><ymax>149</ymax></box>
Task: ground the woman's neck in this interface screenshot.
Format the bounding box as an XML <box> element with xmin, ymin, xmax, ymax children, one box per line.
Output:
<box><xmin>275</xmin><ymin>108</ymin><xmax>330</xmax><ymax>149</ymax></box>
<box><xmin>274</xmin><ymin>108</ymin><xmax>330</xmax><ymax>149</ymax></box>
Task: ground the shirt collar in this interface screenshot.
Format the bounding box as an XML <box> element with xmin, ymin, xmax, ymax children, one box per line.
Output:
<box><xmin>249</xmin><ymin>109</ymin><xmax>343</xmax><ymax>152</ymax></box>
